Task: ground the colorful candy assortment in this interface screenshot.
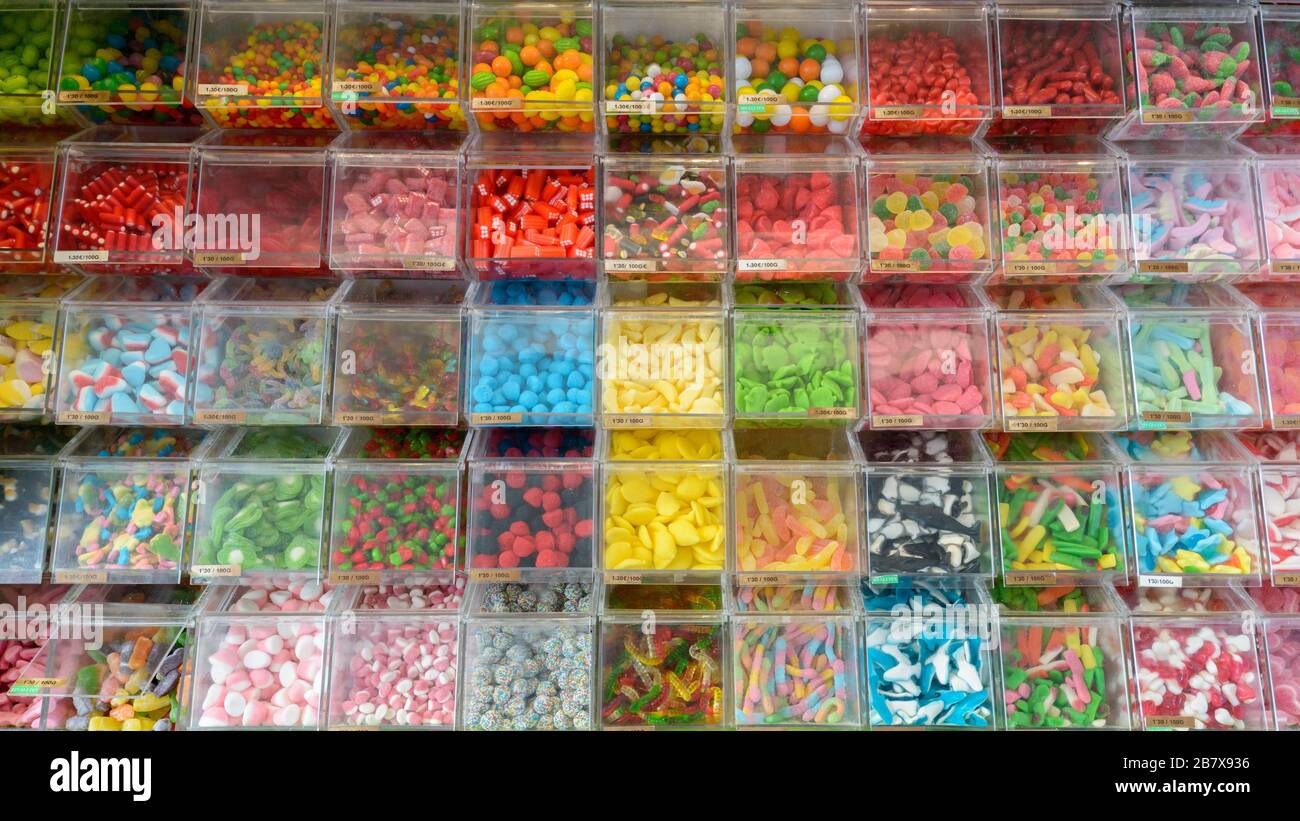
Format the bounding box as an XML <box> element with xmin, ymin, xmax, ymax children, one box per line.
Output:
<box><xmin>866</xmin><ymin>168</ymin><xmax>989</xmax><ymax>276</ymax></box>
<box><xmin>602</xmin><ymin>619</ymin><xmax>723</xmax><ymax>727</ymax></box>
<box><xmin>602</xmin><ymin>162</ymin><xmax>727</xmax><ymax>277</ymax></box>
<box><xmin>732</xmin><ymin>616</ymin><xmax>856</xmax><ymax>726</ymax></box>
<box><xmin>604</xmin><ymin>29</ymin><xmax>724</xmax><ymax>134</ymax></box>
<box><xmin>733</xmin><ymin>22</ymin><xmax>856</xmax><ymax>135</ymax></box>
<box><xmin>196</xmin><ymin>17</ymin><xmax>335</xmax><ymax>129</ymax></box>
<box><xmin>468</xmin><ymin>15</ymin><xmax>595</xmax><ymax>132</ymax></box>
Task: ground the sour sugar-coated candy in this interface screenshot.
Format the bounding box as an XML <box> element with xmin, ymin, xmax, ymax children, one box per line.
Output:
<box><xmin>732</xmin><ymin>23</ymin><xmax>856</xmax><ymax>135</ymax></box>
<box><xmin>477</xmin><ymin>581</ymin><xmax>591</xmax><ymax>614</ymax></box>
<box><xmin>195</xmin><ymin>615</ymin><xmax>326</xmax><ymax>728</ymax></box>
<box><xmin>732</xmin><ymin>616</ymin><xmax>855</xmax><ymax>726</ymax></box>
<box><xmin>1128</xmin><ymin>161</ymin><xmax>1260</xmax><ymax>274</ymax></box>
<box><xmin>328</xmin><ymin>617</ymin><xmax>457</xmax><ymax>728</ymax></box>
<box><xmin>461</xmin><ymin>621</ymin><xmax>593</xmax><ymax>731</ymax></box>
<box><xmin>1131</xmin><ymin>620</ymin><xmax>1261</xmax><ymax>730</ymax></box>
<box><xmin>866</xmin><ymin>169</ymin><xmax>988</xmax><ymax>275</ymax></box>
<box><xmin>1255</xmin><ymin>161</ymin><xmax>1300</xmax><ymax>273</ymax></box>
<box><xmin>734</xmin><ymin>583</ymin><xmax>854</xmax><ymax>612</ymax></box>
<box><xmin>604</xmin><ymin>30</ymin><xmax>725</xmax><ymax>133</ymax></box>
<box><xmin>995</xmin><ymin>165</ymin><xmax>1124</xmax><ymax>272</ymax></box>
<box><xmin>603</xmin><ymin>621</ymin><xmax>724</xmax><ymax>727</ymax></box>
<box><xmin>734</xmin><ymin>469</ymin><xmax>857</xmax><ymax>574</ymax></box>
<box><xmin>468</xmin><ymin>15</ymin><xmax>595</xmax><ymax>133</ymax></box>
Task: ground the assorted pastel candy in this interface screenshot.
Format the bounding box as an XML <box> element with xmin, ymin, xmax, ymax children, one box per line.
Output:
<box><xmin>867</xmin><ymin>171</ymin><xmax>988</xmax><ymax>275</ymax></box>
<box><xmin>604</xmin><ymin>31</ymin><xmax>724</xmax><ymax>133</ymax></box>
<box><xmin>733</xmin><ymin>24</ymin><xmax>855</xmax><ymax>134</ymax></box>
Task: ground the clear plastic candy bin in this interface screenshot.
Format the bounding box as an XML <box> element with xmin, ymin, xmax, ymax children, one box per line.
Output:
<box><xmin>327</xmin><ymin>0</ymin><xmax>466</xmax><ymax>132</ymax></box>
<box><xmin>1258</xmin><ymin>4</ymin><xmax>1300</xmax><ymax>135</ymax></box>
<box><xmin>732</xmin><ymin>612</ymin><xmax>857</xmax><ymax>728</ymax></box>
<box><xmin>862</xmin><ymin>1</ymin><xmax>995</xmax><ymax>138</ymax></box>
<box><xmin>55</xmin><ymin>0</ymin><xmax>202</xmax><ymax>127</ymax></box>
<box><xmin>599</xmin><ymin>613</ymin><xmax>726</xmax><ymax>728</ymax></box>
<box><xmin>465</xmin><ymin>0</ymin><xmax>597</xmax><ymax>133</ymax></box>
<box><xmin>600</xmin><ymin>0</ymin><xmax>726</xmax><ymax>135</ymax></box>
<box><xmin>0</xmin><ymin>0</ymin><xmax>65</xmax><ymax>128</ymax></box>
<box><xmin>861</xmin><ymin>138</ymin><xmax>993</xmax><ymax>283</ymax></box>
<box><xmin>984</xmin><ymin>431</ymin><xmax>1128</xmax><ymax>585</ymax></box>
<box><xmin>330</xmin><ymin>279</ymin><xmax>465</xmax><ymax>427</ymax></box>
<box><xmin>860</xmin><ymin>284</ymin><xmax>994</xmax><ymax>430</ymax></box>
<box><xmin>466</xmin><ymin>427</ymin><xmax>597</xmax><ymax>579</ymax></box>
<box><xmin>1111</xmin><ymin>430</ymin><xmax>1262</xmax><ymax>587</ymax></box>
<box><xmin>0</xmin><ymin>424</ymin><xmax>74</xmax><ymax>583</ymax></box>
<box><xmin>327</xmin><ymin>131</ymin><xmax>463</xmax><ymax>275</ymax></box>
<box><xmin>51</xmin><ymin>426</ymin><xmax>212</xmax><ymax>585</ymax></box>
<box><xmin>1249</xmin><ymin>584</ymin><xmax>1300</xmax><ymax>729</ymax></box>
<box><xmin>1236</xmin><ymin>430</ymin><xmax>1300</xmax><ymax>588</ymax></box>
<box><xmin>52</xmin><ymin>125</ymin><xmax>202</xmax><ymax>275</ymax></box>
<box><xmin>55</xmin><ymin>276</ymin><xmax>205</xmax><ymax>427</ymax></box>
<box><xmin>0</xmin><ymin>275</ymin><xmax>80</xmax><ymax>420</ymax></box>
<box><xmin>1112</xmin><ymin>282</ymin><xmax>1262</xmax><ymax>430</ymax></box>
<box><xmin>1235</xmin><ymin>282</ymin><xmax>1300</xmax><ymax>429</ymax></box>
<box><xmin>602</xmin><ymin>429</ymin><xmax>728</xmax><ymax>582</ymax></box>
<box><xmin>1241</xmin><ymin>137</ymin><xmax>1300</xmax><ymax>279</ymax></box>
<box><xmin>189</xmin><ymin>426</ymin><xmax>346</xmax><ymax>584</ymax></box>
<box><xmin>328</xmin><ymin>426</ymin><xmax>469</xmax><ymax>586</ymax></box>
<box><xmin>0</xmin><ymin>130</ymin><xmax>62</xmax><ymax>271</ymax></box>
<box><xmin>988</xmin><ymin>284</ymin><xmax>1131</xmax><ymax>431</ymax></box>
<box><xmin>731</xmin><ymin>0</ymin><xmax>862</xmax><ymax>136</ymax></box>
<box><xmin>325</xmin><ymin>611</ymin><xmax>459</xmax><ymax>729</ymax></box>
<box><xmin>600</xmin><ymin>282</ymin><xmax>726</xmax><ymax>429</ymax></box>
<box><xmin>191</xmin><ymin>129</ymin><xmax>336</xmax><ymax>276</ymax></box>
<box><xmin>458</xmin><ymin>615</ymin><xmax>596</xmax><ymax>730</ymax></box>
<box><xmin>465</xmin><ymin>281</ymin><xmax>596</xmax><ymax>427</ymax></box>
<box><xmin>192</xmin><ymin>0</ymin><xmax>336</xmax><ymax>129</ymax></box>
<box><xmin>1111</xmin><ymin>2</ymin><xmax>1263</xmax><ymax>142</ymax></box>
<box><xmin>731</xmin><ymin>427</ymin><xmax>860</xmax><ymax>581</ymax></box>
<box><xmin>191</xmin><ymin>277</ymin><xmax>343</xmax><ymax>426</ymax></box>
<box><xmin>601</xmin><ymin>152</ymin><xmax>729</xmax><ymax>280</ymax></box>
<box><xmin>1121</xmin><ymin>141</ymin><xmax>1264</xmax><ymax>283</ymax></box>
<box><xmin>0</xmin><ymin>584</ymin><xmax>73</xmax><ymax>729</ymax></box>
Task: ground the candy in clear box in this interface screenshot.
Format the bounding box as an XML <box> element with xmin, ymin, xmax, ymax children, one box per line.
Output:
<box><xmin>600</xmin><ymin>612</ymin><xmax>726</xmax><ymax>728</ymax></box>
<box><xmin>0</xmin><ymin>130</ymin><xmax>64</xmax><ymax>271</ymax></box>
<box><xmin>0</xmin><ymin>0</ymin><xmax>71</xmax><ymax>128</ymax></box>
<box><xmin>1240</xmin><ymin>137</ymin><xmax>1300</xmax><ymax>279</ymax></box>
<box><xmin>0</xmin><ymin>424</ymin><xmax>74</xmax><ymax>583</ymax></box>
<box><xmin>1249</xmin><ymin>583</ymin><xmax>1300</xmax><ymax>729</ymax></box>
<box><xmin>0</xmin><ymin>275</ymin><xmax>79</xmax><ymax>420</ymax></box>
<box><xmin>1257</xmin><ymin>4</ymin><xmax>1300</xmax><ymax>136</ymax></box>
<box><xmin>1236</xmin><ymin>430</ymin><xmax>1300</xmax><ymax>588</ymax></box>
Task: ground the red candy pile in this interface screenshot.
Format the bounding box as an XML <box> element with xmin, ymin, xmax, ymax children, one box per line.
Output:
<box><xmin>865</xmin><ymin>30</ymin><xmax>988</xmax><ymax>136</ymax></box>
<box><xmin>469</xmin><ymin>167</ymin><xmax>596</xmax><ymax>279</ymax></box>
<box><xmin>734</xmin><ymin>171</ymin><xmax>857</xmax><ymax>281</ymax></box>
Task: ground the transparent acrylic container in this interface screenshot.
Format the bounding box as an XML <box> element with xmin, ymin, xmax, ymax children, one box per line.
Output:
<box><xmin>189</xmin><ymin>611</ymin><xmax>328</xmax><ymax>729</ymax></box>
<box><xmin>1128</xmin><ymin>608</ymin><xmax>1266</xmax><ymax>731</ymax></box>
<box><xmin>465</xmin><ymin>0</ymin><xmax>596</xmax><ymax>133</ymax></box>
<box><xmin>601</xmin><ymin>152</ymin><xmax>729</xmax><ymax>280</ymax></box>
<box><xmin>1243</xmin><ymin>137</ymin><xmax>1300</xmax><ymax>278</ymax></box>
<box><xmin>0</xmin><ymin>584</ymin><xmax>74</xmax><ymax>729</ymax></box>
<box><xmin>191</xmin><ymin>277</ymin><xmax>343</xmax><ymax>426</ymax></box>
<box><xmin>465</xmin><ymin>280</ymin><xmax>596</xmax><ymax>427</ymax></box>
<box><xmin>189</xmin><ymin>426</ymin><xmax>346</xmax><ymax>584</ymax></box>
<box><xmin>599</xmin><ymin>613</ymin><xmax>726</xmax><ymax>728</ymax></box>
<box><xmin>601</xmin><ymin>578</ymin><xmax>722</xmax><ymax>615</ymax></box>
<box><xmin>732</xmin><ymin>612</ymin><xmax>858</xmax><ymax>728</ymax></box>
<box><xmin>861</xmin><ymin>576</ymin><xmax>995</xmax><ymax>729</ymax></box>
<box><xmin>343</xmin><ymin>575</ymin><xmax>466</xmax><ymax>612</ymax></box>
<box><xmin>55</xmin><ymin>276</ymin><xmax>204</xmax><ymax>426</ymax></box>
<box><xmin>988</xmin><ymin>576</ymin><xmax>1124</xmax><ymax>612</ymax></box>
<box><xmin>988</xmin><ymin>284</ymin><xmax>1131</xmax><ymax>431</ymax></box>
<box><xmin>0</xmin><ymin>130</ymin><xmax>62</xmax><ymax>271</ymax></box>
<box><xmin>862</xmin><ymin>1</ymin><xmax>995</xmax><ymax>138</ymax></box>
<box><xmin>458</xmin><ymin>614</ymin><xmax>595</xmax><ymax>730</ymax></box>
<box><xmin>600</xmin><ymin>0</ymin><xmax>726</xmax><ymax>135</ymax></box>
<box><xmin>861</xmin><ymin>140</ymin><xmax>994</xmax><ymax>283</ymax></box>
<box><xmin>1111</xmin><ymin>430</ymin><xmax>1263</xmax><ymax>587</ymax></box>
<box><xmin>462</xmin><ymin>133</ymin><xmax>596</xmax><ymax>280</ymax></box>
<box><xmin>1236</xmin><ymin>282</ymin><xmax>1300</xmax><ymax>429</ymax></box>
<box><xmin>466</xmin><ymin>573</ymin><xmax>593</xmax><ymax>614</ymax></box>
<box><xmin>600</xmin><ymin>282</ymin><xmax>726</xmax><ymax>428</ymax></box>
<box><xmin>325</xmin><ymin>611</ymin><xmax>459</xmax><ymax>729</ymax></box>
<box><xmin>55</xmin><ymin>0</ymin><xmax>201</xmax><ymax>127</ymax></box>
<box><xmin>193</xmin><ymin>0</ymin><xmax>337</xmax><ymax>130</ymax></box>
<box><xmin>51</xmin><ymin>426</ymin><xmax>211</xmax><ymax>585</ymax></box>
<box><xmin>1121</xmin><ymin>141</ymin><xmax>1264</xmax><ymax>282</ymax></box>
<box><xmin>733</xmin><ymin>578</ymin><xmax>856</xmax><ymax>613</ymax></box>
<box><xmin>1111</xmin><ymin>2</ymin><xmax>1263</xmax><ymax>142</ymax></box>
<box><xmin>191</xmin><ymin>129</ymin><xmax>335</xmax><ymax>276</ymax></box>
<box><xmin>21</xmin><ymin>588</ymin><xmax>192</xmax><ymax>731</ymax></box>
<box><xmin>731</xmin><ymin>426</ymin><xmax>860</xmax><ymax>581</ymax></box>
<box><xmin>52</xmin><ymin>125</ymin><xmax>201</xmax><ymax>275</ymax></box>
<box><xmin>0</xmin><ymin>0</ymin><xmax>65</xmax><ymax>129</ymax></box>
<box><xmin>858</xmin><ymin>428</ymin><xmax>994</xmax><ymax>585</ymax></box>
<box><xmin>732</xmin><ymin>147</ymin><xmax>862</xmax><ymax>281</ymax></box>
<box><xmin>1112</xmin><ymin>282</ymin><xmax>1263</xmax><ymax>429</ymax></box>
<box><xmin>0</xmin><ymin>424</ymin><xmax>74</xmax><ymax>583</ymax></box>
<box><xmin>1259</xmin><ymin>4</ymin><xmax>1300</xmax><ymax>135</ymax></box>
<box><xmin>990</xmin><ymin>2</ymin><xmax>1125</xmax><ymax>136</ymax></box>
<box><xmin>730</xmin><ymin>0</ymin><xmax>862</xmax><ymax>136</ymax></box>
<box><xmin>601</xmin><ymin>428</ymin><xmax>727</xmax><ymax>582</ymax></box>
<box><xmin>731</xmin><ymin>282</ymin><xmax>859</xmax><ymax>424</ymax></box>
<box><xmin>985</xmin><ymin>431</ymin><xmax>1128</xmax><ymax>585</ymax></box>
<box><xmin>1236</xmin><ymin>430</ymin><xmax>1300</xmax><ymax>587</ymax></box>
<box><xmin>994</xmin><ymin>579</ymin><xmax>1132</xmax><ymax>729</ymax></box>
<box><xmin>327</xmin><ymin>0</ymin><xmax>466</xmax><ymax>132</ymax></box>
<box><xmin>465</xmin><ymin>427</ymin><xmax>597</xmax><ymax>580</ymax></box>
<box><xmin>327</xmin><ymin>425</ymin><xmax>469</xmax><ymax>586</ymax></box>
<box><xmin>986</xmin><ymin>137</ymin><xmax>1131</xmax><ymax>282</ymax></box>
<box><xmin>1249</xmin><ymin>584</ymin><xmax>1300</xmax><ymax>729</ymax></box>
<box><xmin>330</xmin><ymin>279</ymin><xmax>465</xmax><ymax>427</ymax></box>
<box><xmin>0</xmin><ymin>274</ymin><xmax>80</xmax><ymax>420</ymax></box>
<box><xmin>859</xmin><ymin>284</ymin><xmax>994</xmax><ymax>430</ymax></box>
<box><xmin>327</xmin><ymin>131</ymin><xmax>463</xmax><ymax>275</ymax></box>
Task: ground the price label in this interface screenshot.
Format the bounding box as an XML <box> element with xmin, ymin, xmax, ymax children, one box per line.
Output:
<box><xmin>1146</xmin><ymin>715</ymin><xmax>1195</xmax><ymax>729</ymax></box>
<box><xmin>607</xmin><ymin>100</ymin><xmax>654</xmax><ymax>115</ymax></box>
<box><xmin>53</xmin><ymin>250</ymin><xmax>109</xmax><ymax>264</ymax></box>
<box><xmin>606</xmin><ymin>414</ymin><xmax>652</xmax><ymax>427</ymax></box>
<box><xmin>871</xmin><ymin>414</ymin><xmax>923</xmax><ymax>428</ymax></box>
<box><xmin>332</xmin><ymin>81</ymin><xmax>378</xmax><ymax>95</ymax></box>
<box><xmin>872</xmin><ymin>105</ymin><xmax>924</xmax><ymax>119</ymax></box>
<box><xmin>334</xmin><ymin>412</ymin><xmax>384</xmax><ymax>425</ymax></box>
<box><xmin>331</xmin><ymin>724</ymin><xmax>380</xmax><ymax>731</ymax></box>
<box><xmin>1272</xmin><ymin>96</ymin><xmax>1300</xmax><ymax>117</ymax></box>
<box><xmin>53</xmin><ymin>569</ymin><xmax>108</xmax><ymax>584</ymax></box>
<box><xmin>1137</xmin><ymin>574</ymin><xmax>1182</xmax><ymax>588</ymax></box>
<box><xmin>471</xmin><ymin>568</ymin><xmax>520</xmax><ymax>581</ymax></box>
<box><xmin>1004</xmin><ymin>417</ymin><xmax>1058</xmax><ymax>432</ymax></box>
<box><xmin>604</xmin><ymin>259</ymin><xmax>656</xmax><ymax>274</ymax></box>
<box><xmin>869</xmin><ymin>575</ymin><xmax>899</xmax><ymax>586</ymax></box>
<box><xmin>1002</xmin><ymin>105</ymin><xmax>1052</xmax><ymax>119</ymax></box>
<box><xmin>194</xmin><ymin>410</ymin><xmax>246</xmax><ymax>424</ymax></box>
<box><xmin>191</xmin><ymin>564</ymin><xmax>241</xmax><ymax>579</ymax></box>
<box><xmin>738</xmin><ymin>92</ymin><xmax>783</xmax><ymax>112</ymax></box>
<box><xmin>1275</xmin><ymin>416</ymin><xmax>1300</xmax><ymax>430</ymax></box>
<box><xmin>809</xmin><ymin>406</ymin><xmax>854</xmax><ymax>419</ymax></box>
<box><xmin>8</xmin><ymin>678</ymin><xmax>65</xmax><ymax>695</ymax></box>
<box><xmin>193</xmin><ymin>252</ymin><xmax>245</xmax><ymax>265</ymax></box>
<box><xmin>472</xmin><ymin>97</ymin><xmax>521</xmax><ymax>111</ymax></box>
<box><xmin>604</xmin><ymin>571</ymin><xmax>644</xmax><ymax>585</ymax></box>
<box><xmin>401</xmin><ymin>256</ymin><xmax>456</xmax><ymax>271</ymax></box>
<box><xmin>198</xmin><ymin>83</ymin><xmax>249</xmax><ymax>97</ymax></box>
<box><xmin>470</xmin><ymin>412</ymin><xmax>523</xmax><ymax>425</ymax></box>
<box><xmin>737</xmin><ymin>259</ymin><xmax>786</xmax><ymax>273</ymax></box>
<box><xmin>59</xmin><ymin>410</ymin><xmax>109</xmax><ymax>424</ymax></box>
<box><xmin>737</xmin><ymin>573</ymin><xmax>783</xmax><ymax>585</ymax></box>
<box><xmin>1141</xmin><ymin>410</ymin><xmax>1191</xmax><ymax>425</ymax></box>
<box><xmin>1273</xmin><ymin>261</ymin><xmax>1300</xmax><ymax>274</ymax></box>
<box><xmin>1139</xmin><ymin>260</ymin><xmax>1189</xmax><ymax>274</ymax></box>
<box><xmin>1141</xmin><ymin>110</ymin><xmax>1193</xmax><ymax>123</ymax></box>
<box><xmin>872</xmin><ymin>259</ymin><xmax>919</xmax><ymax>272</ymax></box>
<box><xmin>1004</xmin><ymin>571</ymin><xmax>1060</xmax><ymax>586</ymax></box>
<box><xmin>1275</xmin><ymin>572</ymin><xmax>1300</xmax><ymax>586</ymax></box>
<box><xmin>1005</xmin><ymin>260</ymin><xmax>1057</xmax><ymax>275</ymax></box>
<box><xmin>329</xmin><ymin>571</ymin><xmax>381</xmax><ymax>584</ymax></box>
<box><xmin>59</xmin><ymin>90</ymin><xmax>111</xmax><ymax>103</ymax></box>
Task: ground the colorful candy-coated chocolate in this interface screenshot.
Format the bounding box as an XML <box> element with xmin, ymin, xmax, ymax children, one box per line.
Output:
<box><xmin>478</xmin><ymin>581</ymin><xmax>591</xmax><ymax>614</ymax></box>
<box><xmin>733</xmin><ymin>617</ymin><xmax>853</xmax><ymax>726</ymax></box>
<box><xmin>864</xmin><ymin>28</ymin><xmax>988</xmax><ymax>136</ymax></box>
<box><xmin>469</xmin><ymin>166</ymin><xmax>596</xmax><ymax>279</ymax></box>
<box><xmin>199</xmin><ymin>19</ymin><xmax>336</xmax><ymax>129</ymax></box>
<box><xmin>734</xmin><ymin>170</ymin><xmax>858</xmax><ymax>280</ymax></box>
<box><xmin>733</xmin><ymin>25</ymin><xmax>855</xmax><ymax>135</ymax></box>
<box><xmin>867</xmin><ymin>172</ymin><xmax>987</xmax><ymax>274</ymax></box>
<box><xmin>604</xmin><ymin>32</ymin><xmax>724</xmax><ymax>133</ymax></box>
<box><xmin>469</xmin><ymin>16</ymin><xmax>595</xmax><ymax>132</ymax></box>
<box><xmin>1132</xmin><ymin>621</ymin><xmax>1260</xmax><ymax>729</ymax></box>
<box><xmin>603</xmin><ymin>622</ymin><xmax>723</xmax><ymax>727</ymax></box>
<box><xmin>331</xmin><ymin>619</ymin><xmax>457</xmax><ymax>728</ymax></box>
<box><xmin>461</xmin><ymin>621</ymin><xmax>593</xmax><ymax>730</ymax></box>
<box><xmin>331</xmin><ymin>12</ymin><xmax>464</xmax><ymax>131</ymax></box>
<box><xmin>196</xmin><ymin>617</ymin><xmax>326</xmax><ymax>728</ymax></box>
<box><xmin>602</xmin><ymin>164</ymin><xmax>726</xmax><ymax>277</ymax></box>
<box><xmin>0</xmin><ymin>154</ymin><xmax>54</xmax><ymax>264</ymax></box>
